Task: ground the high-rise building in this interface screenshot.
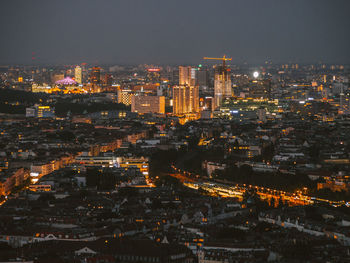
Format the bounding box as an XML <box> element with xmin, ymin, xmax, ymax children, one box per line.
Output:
<box><xmin>196</xmin><ymin>66</ymin><xmax>209</xmax><ymax>87</ymax></box>
<box><xmin>173</xmin><ymin>66</ymin><xmax>199</xmax><ymax>116</ymax></box>
<box><xmin>173</xmin><ymin>85</ymin><xmax>199</xmax><ymax>115</ymax></box>
<box><xmin>131</xmin><ymin>95</ymin><xmax>165</xmax><ymax>114</ymax></box>
<box><xmin>74</xmin><ymin>66</ymin><xmax>82</xmax><ymax>84</ymax></box>
<box><xmin>179</xmin><ymin>66</ymin><xmax>196</xmax><ymax>86</ymax></box>
<box><xmin>171</xmin><ymin>67</ymin><xmax>179</xmax><ymax>86</ymax></box>
<box><xmin>214</xmin><ymin>65</ymin><xmax>232</xmax><ymax>109</ymax></box>
<box><xmin>90</xmin><ymin>67</ymin><xmax>101</xmax><ymax>84</ymax></box>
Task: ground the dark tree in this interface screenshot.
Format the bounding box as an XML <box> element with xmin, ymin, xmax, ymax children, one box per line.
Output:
<box><xmin>86</xmin><ymin>168</ymin><xmax>100</xmax><ymax>188</ymax></box>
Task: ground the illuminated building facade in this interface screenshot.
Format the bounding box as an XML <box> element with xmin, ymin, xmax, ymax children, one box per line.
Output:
<box><xmin>32</xmin><ymin>84</ymin><xmax>51</xmax><ymax>93</ymax></box>
<box><xmin>132</xmin><ymin>84</ymin><xmax>158</xmax><ymax>94</ymax></box>
<box><xmin>216</xmin><ymin>98</ymin><xmax>279</xmax><ymax>122</ymax></box>
<box><xmin>131</xmin><ymin>95</ymin><xmax>165</xmax><ymax>114</ymax></box>
<box><xmin>118</xmin><ymin>157</ymin><xmax>149</xmax><ymax>177</ymax></box>
<box><xmin>90</xmin><ymin>67</ymin><xmax>101</xmax><ymax>84</ymax></box>
<box><xmin>173</xmin><ymin>66</ymin><xmax>199</xmax><ymax>117</ymax></box>
<box><xmin>75</xmin><ymin>66</ymin><xmax>82</xmax><ymax>84</ymax></box>
<box><xmin>117</xmin><ymin>89</ymin><xmax>134</xmax><ymax>105</ymax></box>
<box><xmin>179</xmin><ymin>66</ymin><xmax>196</xmax><ymax>86</ymax></box>
<box><xmin>0</xmin><ymin>168</ymin><xmax>30</xmax><ymax>196</ymax></box>
<box><xmin>75</xmin><ymin>156</ymin><xmax>149</xmax><ymax>176</ymax></box>
<box><xmin>26</xmin><ymin>105</ymin><xmax>55</xmax><ymax>118</ymax></box>
<box><xmin>173</xmin><ymin>85</ymin><xmax>199</xmax><ymax>115</ymax></box>
<box><xmin>32</xmin><ymin>82</ymin><xmax>91</xmax><ymax>94</ymax></box>
<box><xmin>75</xmin><ymin>156</ymin><xmax>119</xmax><ymax>167</ymax></box>
<box><xmin>37</xmin><ymin>105</ymin><xmax>54</xmax><ymax>118</ymax></box>
<box><xmin>29</xmin><ymin>184</ymin><xmax>52</xmax><ymax>192</ymax></box>
<box><xmin>214</xmin><ymin>65</ymin><xmax>232</xmax><ymax>109</ymax></box>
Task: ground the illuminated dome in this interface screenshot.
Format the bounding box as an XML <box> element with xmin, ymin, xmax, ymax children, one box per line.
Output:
<box><xmin>55</xmin><ymin>77</ymin><xmax>77</xmax><ymax>85</ymax></box>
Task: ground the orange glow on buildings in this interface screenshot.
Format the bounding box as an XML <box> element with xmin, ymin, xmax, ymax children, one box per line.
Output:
<box><xmin>131</xmin><ymin>95</ymin><xmax>165</xmax><ymax>114</ymax></box>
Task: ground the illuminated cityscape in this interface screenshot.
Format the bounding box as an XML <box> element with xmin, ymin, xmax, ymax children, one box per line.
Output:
<box><xmin>0</xmin><ymin>0</ymin><xmax>350</xmax><ymax>262</ymax></box>
<box><xmin>74</xmin><ymin>65</ymin><xmax>82</xmax><ymax>85</ymax></box>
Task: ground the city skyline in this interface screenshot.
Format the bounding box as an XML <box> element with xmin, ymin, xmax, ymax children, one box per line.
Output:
<box><xmin>1</xmin><ymin>1</ymin><xmax>350</xmax><ymax>262</ymax></box>
<box><xmin>1</xmin><ymin>0</ymin><xmax>350</xmax><ymax>65</ymax></box>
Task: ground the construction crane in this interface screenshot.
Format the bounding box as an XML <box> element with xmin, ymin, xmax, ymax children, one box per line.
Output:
<box><xmin>203</xmin><ymin>55</ymin><xmax>233</xmax><ymax>104</ymax></box>
<box><xmin>203</xmin><ymin>55</ymin><xmax>232</xmax><ymax>70</ymax></box>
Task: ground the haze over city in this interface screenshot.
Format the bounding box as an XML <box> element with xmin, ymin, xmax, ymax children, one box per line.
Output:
<box><xmin>1</xmin><ymin>0</ymin><xmax>350</xmax><ymax>65</ymax></box>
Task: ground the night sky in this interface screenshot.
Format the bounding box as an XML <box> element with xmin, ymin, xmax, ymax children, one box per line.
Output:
<box><xmin>1</xmin><ymin>0</ymin><xmax>349</xmax><ymax>65</ymax></box>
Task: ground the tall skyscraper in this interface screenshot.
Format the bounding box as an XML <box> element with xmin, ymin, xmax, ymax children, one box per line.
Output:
<box><xmin>173</xmin><ymin>85</ymin><xmax>199</xmax><ymax>115</ymax></box>
<box><xmin>90</xmin><ymin>67</ymin><xmax>101</xmax><ymax>84</ymax></box>
<box><xmin>74</xmin><ymin>66</ymin><xmax>82</xmax><ymax>84</ymax></box>
<box><xmin>214</xmin><ymin>65</ymin><xmax>232</xmax><ymax>109</ymax></box>
<box><xmin>179</xmin><ymin>66</ymin><xmax>196</xmax><ymax>86</ymax></box>
<box><xmin>173</xmin><ymin>66</ymin><xmax>199</xmax><ymax>115</ymax></box>
<box><xmin>196</xmin><ymin>65</ymin><xmax>209</xmax><ymax>87</ymax></box>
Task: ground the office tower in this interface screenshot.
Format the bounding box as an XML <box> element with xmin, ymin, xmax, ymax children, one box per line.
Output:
<box><xmin>90</xmin><ymin>67</ymin><xmax>101</xmax><ymax>84</ymax></box>
<box><xmin>74</xmin><ymin>66</ymin><xmax>82</xmax><ymax>84</ymax></box>
<box><xmin>196</xmin><ymin>66</ymin><xmax>209</xmax><ymax>87</ymax></box>
<box><xmin>214</xmin><ymin>65</ymin><xmax>232</xmax><ymax>109</ymax></box>
<box><xmin>171</xmin><ymin>67</ymin><xmax>179</xmax><ymax>86</ymax></box>
<box><xmin>131</xmin><ymin>95</ymin><xmax>165</xmax><ymax>114</ymax></box>
<box><xmin>173</xmin><ymin>66</ymin><xmax>199</xmax><ymax>116</ymax></box>
<box><xmin>172</xmin><ymin>85</ymin><xmax>199</xmax><ymax>115</ymax></box>
<box><xmin>179</xmin><ymin>66</ymin><xmax>196</xmax><ymax>86</ymax></box>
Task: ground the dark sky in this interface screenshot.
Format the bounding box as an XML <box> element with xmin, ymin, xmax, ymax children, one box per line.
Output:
<box><xmin>1</xmin><ymin>0</ymin><xmax>349</xmax><ymax>65</ymax></box>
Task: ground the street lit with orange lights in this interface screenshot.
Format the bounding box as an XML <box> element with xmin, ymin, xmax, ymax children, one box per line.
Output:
<box><xmin>170</xmin><ymin>165</ymin><xmax>347</xmax><ymax>207</ymax></box>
